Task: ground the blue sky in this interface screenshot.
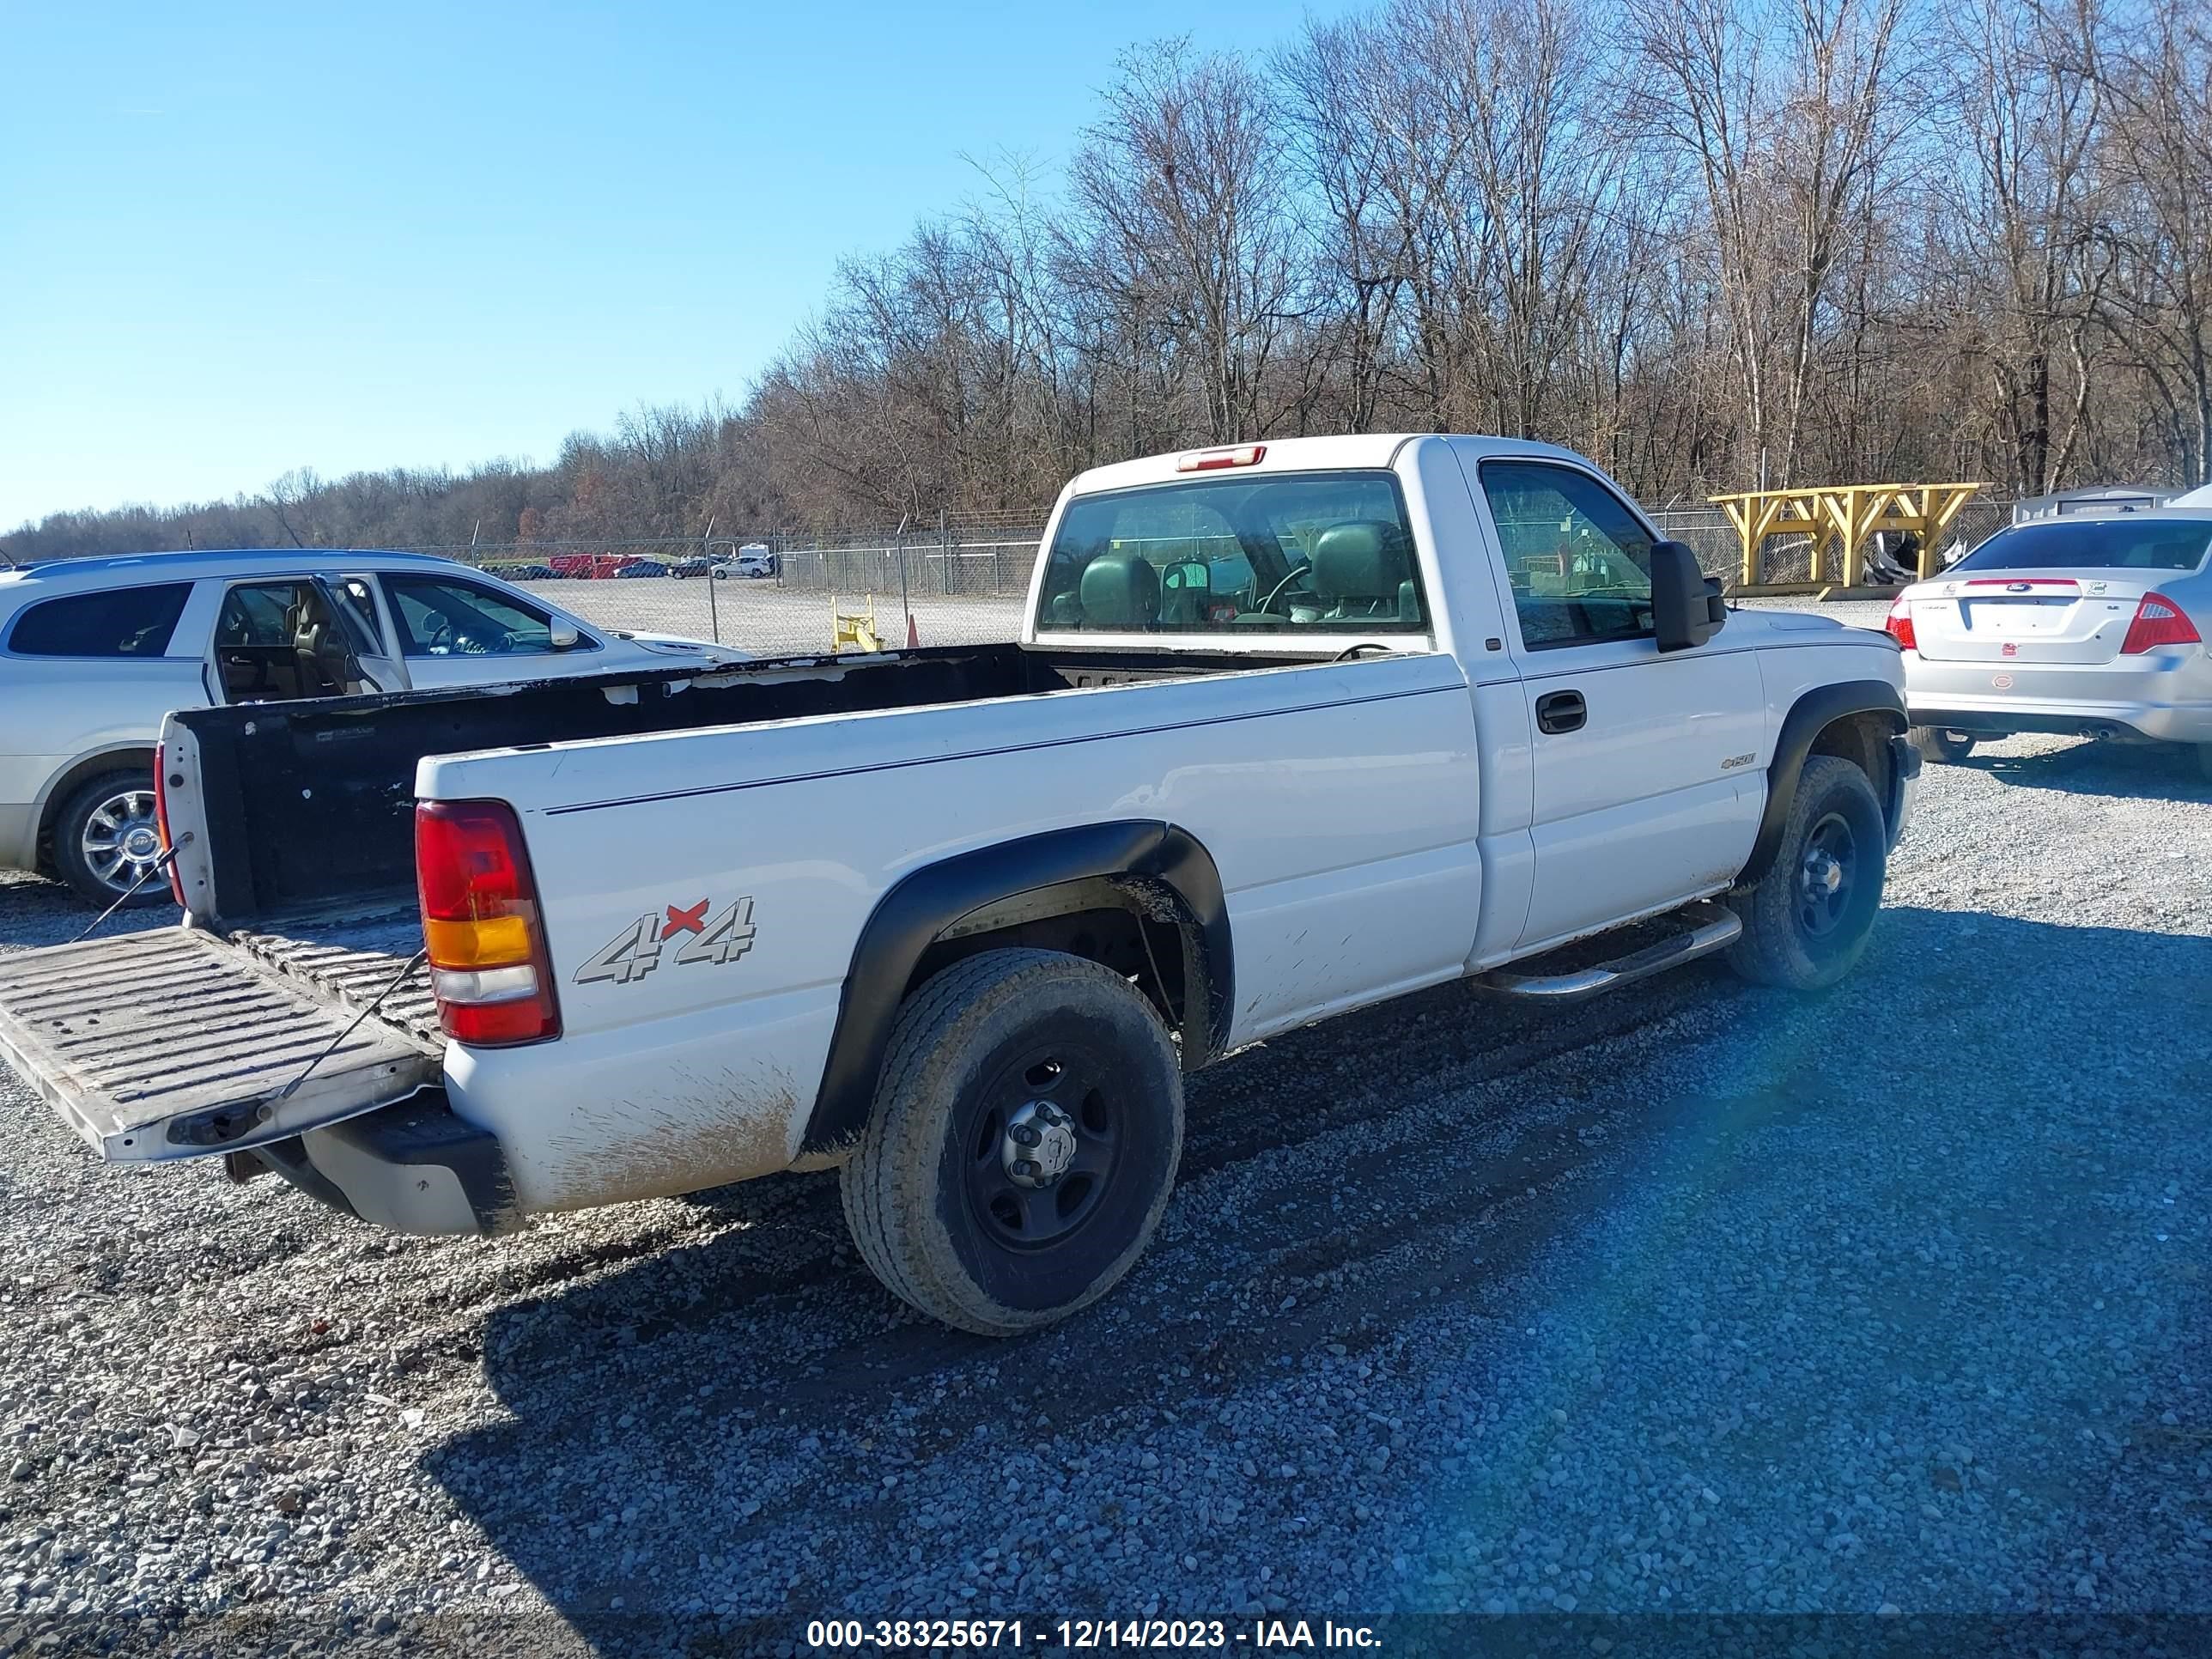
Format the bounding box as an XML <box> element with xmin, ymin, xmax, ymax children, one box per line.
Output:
<box><xmin>1</xmin><ymin>1</ymin><xmax>1352</xmax><ymax>529</ymax></box>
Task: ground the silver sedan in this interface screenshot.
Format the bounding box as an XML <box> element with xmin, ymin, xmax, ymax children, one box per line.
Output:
<box><xmin>1885</xmin><ymin>509</ymin><xmax>2212</xmax><ymax>777</ymax></box>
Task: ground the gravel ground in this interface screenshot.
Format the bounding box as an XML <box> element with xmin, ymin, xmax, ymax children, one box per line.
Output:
<box><xmin>3</xmin><ymin>722</ymin><xmax>2209</xmax><ymax>1655</ymax></box>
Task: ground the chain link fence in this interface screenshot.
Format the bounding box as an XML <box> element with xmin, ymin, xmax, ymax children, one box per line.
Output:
<box><xmin>416</xmin><ymin>520</ymin><xmax>1046</xmax><ymax>658</ymax></box>
<box><xmin>410</xmin><ymin>496</ymin><xmax>2019</xmax><ymax>658</ymax></box>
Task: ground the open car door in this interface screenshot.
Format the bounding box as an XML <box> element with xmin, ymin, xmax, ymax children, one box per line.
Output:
<box><xmin>314</xmin><ymin>576</ymin><xmax>409</xmax><ymax>696</ymax></box>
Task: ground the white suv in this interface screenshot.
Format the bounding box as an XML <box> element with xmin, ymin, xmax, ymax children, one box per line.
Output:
<box><xmin>0</xmin><ymin>548</ymin><xmax>744</xmax><ymax>906</ymax></box>
<box><xmin>712</xmin><ymin>546</ymin><xmax>778</xmax><ymax>579</ymax></box>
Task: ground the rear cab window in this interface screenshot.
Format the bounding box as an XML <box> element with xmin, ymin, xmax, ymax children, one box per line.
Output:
<box><xmin>1954</xmin><ymin>519</ymin><xmax>2212</xmax><ymax>573</ymax></box>
<box><xmin>1034</xmin><ymin>470</ymin><xmax>1430</xmax><ymax>637</ymax></box>
<box><xmin>5</xmin><ymin>582</ymin><xmax>193</xmax><ymax>657</ymax></box>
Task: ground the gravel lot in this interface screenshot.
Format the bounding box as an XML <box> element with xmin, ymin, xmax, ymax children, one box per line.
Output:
<box><xmin>2</xmin><ymin>712</ymin><xmax>2209</xmax><ymax>1653</ymax></box>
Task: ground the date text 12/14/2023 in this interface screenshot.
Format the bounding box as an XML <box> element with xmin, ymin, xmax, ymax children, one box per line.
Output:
<box><xmin>804</xmin><ymin>1618</ymin><xmax>1384</xmax><ymax>1650</ymax></box>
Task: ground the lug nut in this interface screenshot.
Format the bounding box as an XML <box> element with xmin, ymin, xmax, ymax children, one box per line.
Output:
<box><xmin>1011</xmin><ymin>1124</ymin><xmax>1041</xmax><ymax>1147</ymax></box>
<box><xmin>1012</xmin><ymin>1159</ymin><xmax>1041</xmax><ymax>1180</ymax></box>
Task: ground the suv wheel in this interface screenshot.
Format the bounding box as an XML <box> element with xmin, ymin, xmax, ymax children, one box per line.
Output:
<box><xmin>841</xmin><ymin>948</ymin><xmax>1183</xmax><ymax>1334</ymax></box>
<box><xmin>1727</xmin><ymin>755</ymin><xmax>1887</xmax><ymax>990</ymax></box>
<box><xmin>52</xmin><ymin>769</ymin><xmax>172</xmax><ymax>909</ymax></box>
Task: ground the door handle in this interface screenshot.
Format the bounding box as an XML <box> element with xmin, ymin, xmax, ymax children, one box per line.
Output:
<box><xmin>1535</xmin><ymin>690</ymin><xmax>1587</xmax><ymax>735</ymax></box>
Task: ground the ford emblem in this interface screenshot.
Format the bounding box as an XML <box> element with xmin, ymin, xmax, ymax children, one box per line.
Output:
<box><xmin>2006</xmin><ymin>581</ymin><xmax>2032</xmax><ymax>592</ymax></box>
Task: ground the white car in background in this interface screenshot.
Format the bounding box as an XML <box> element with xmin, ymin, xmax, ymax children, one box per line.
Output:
<box><xmin>0</xmin><ymin>548</ymin><xmax>744</xmax><ymax>906</ymax></box>
<box><xmin>1886</xmin><ymin>508</ymin><xmax>2212</xmax><ymax>776</ymax></box>
<box><xmin>711</xmin><ymin>545</ymin><xmax>778</xmax><ymax>579</ymax></box>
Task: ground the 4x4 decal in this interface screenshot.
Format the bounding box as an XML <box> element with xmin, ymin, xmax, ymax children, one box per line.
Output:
<box><xmin>574</xmin><ymin>896</ymin><xmax>757</xmax><ymax>987</ymax></box>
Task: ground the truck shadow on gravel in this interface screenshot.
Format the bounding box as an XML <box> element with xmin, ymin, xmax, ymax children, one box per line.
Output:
<box><xmin>428</xmin><ymin>902</ymin><xmax>2210</xmax><ymax>1653</ymax></box>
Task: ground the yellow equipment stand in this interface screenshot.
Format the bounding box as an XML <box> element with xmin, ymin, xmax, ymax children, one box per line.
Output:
<box><xmin>830</xmin><ymin>595</ymin><xmax>884</xmax><ymax>653</ymax></box>
<box><xmin>1709</xmin><ymin>482</ymin><xmax>1987</xmax><ymax>596</ymax></box>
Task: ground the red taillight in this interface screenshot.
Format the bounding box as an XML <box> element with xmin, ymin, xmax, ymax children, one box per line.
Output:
<box><xmin>1176</xmin><ymin>444</ymin><xmax>1265</xmax><ymax>472</ymax></box>
<box><xmin>2119</xmin><ymin>592</ymin><xmax>2201</xmax><ymax>654</ymax></box>
<box><xmin>415</xmin><ymin>799</ymin><xmax>561</xmax><ymax>1046</ymax></box>
<box><xmin>1884</xmin><ymin>598</ymin><xmax>1917</xmax><ymax>653</ymax></box>
<box><xmin>150</xmin><ymin>744</ymin><xmax>185</xmax><ymax>907</ymax></box>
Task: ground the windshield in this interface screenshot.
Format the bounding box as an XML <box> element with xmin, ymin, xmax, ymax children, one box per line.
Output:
<box><xmin>1954</xmin><ymin>517</ymin><xmax>2212</xmax><ymax>573</ymax></box>
<box><xmin>1035</xmin><ymin>469</ymin><xmax>1429</xmax><ymax>635</ymax></box>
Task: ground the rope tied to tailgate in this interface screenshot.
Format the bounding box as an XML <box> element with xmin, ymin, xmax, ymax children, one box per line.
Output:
<box><xmin>271</xmin><ymin>948</ymin><xmax>431</xmax><ymax>1105</ymax></box>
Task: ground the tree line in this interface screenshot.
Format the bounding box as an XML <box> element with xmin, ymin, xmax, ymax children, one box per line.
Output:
<box><xmin>9</xmin><ymin>0</ymin><xmax>2209</xmax><ymax>564</ymax></box>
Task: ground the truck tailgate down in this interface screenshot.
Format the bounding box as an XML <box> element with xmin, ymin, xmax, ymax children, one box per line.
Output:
<box><xmin>0</xmin><ymin>928</ymin><xmax>441</xmax><ymax>1164</ymax></box>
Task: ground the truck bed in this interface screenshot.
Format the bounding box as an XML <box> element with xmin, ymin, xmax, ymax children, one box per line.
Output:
<box><xmin>228</xmin><ymin>906</ymin><xmax>437</xmax><ymax>1046</ymax></box>
<box><xmin>167</xmin><ymin>642</ymin><xmax>1304</xmax><ymax>932</ymax></box>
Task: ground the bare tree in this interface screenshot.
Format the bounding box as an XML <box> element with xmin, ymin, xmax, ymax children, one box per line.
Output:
<box><xmin>2100</xmin><ymin>0</ymin><xmax>2212</xmax><ymax>484</ymax></box>
<box><xmin>1936</xmin><ymin>0</ymin><xmax>2113</xmax><ymax>495</ymax></box>
<box><xmin>1628</xmin><ymin>0</ymin><xmax>1909</xmax><ymax>486</ymax></box>
<box><xmin>21</xmin><ymin>0</ymin><xmax>2212</xmax><ymax>568</ymax></box>
<box><xmin>1066</xmin><ymin>40</ymin><xmax>1308</xmax><ymax>443</ymax></box>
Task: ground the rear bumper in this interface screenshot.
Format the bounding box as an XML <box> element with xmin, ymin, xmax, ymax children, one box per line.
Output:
<box><xmin>1908</xmin><ymin>699</ymin><xmax>2212</xmax><ymax>744</ymax></box>
<box><xmin>1905</xmin><ymin>653</ymin><xmax>2212</xmax><ymax>744</ymax></box>
<box><xmin>246</xmin><ymin>1089</ymin><xmax>515</xmax><ymax>1237</ymax></box>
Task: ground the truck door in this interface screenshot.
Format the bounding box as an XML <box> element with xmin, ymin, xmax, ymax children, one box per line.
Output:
<box><xmin>1469</xmin><ymin>458</ymin><xmax>1765</xmax><ymax>950</ymax></box>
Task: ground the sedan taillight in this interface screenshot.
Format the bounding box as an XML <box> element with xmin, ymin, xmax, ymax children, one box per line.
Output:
<box><xmin>2119</xmin><ymin>592</ymin><xmax>2201</xmax><ymax>654</ymax></box>
<box><xmin>1883</xmin><ymin>598</ymin><xmax>1917</xmax><ymax>653</ymax></box>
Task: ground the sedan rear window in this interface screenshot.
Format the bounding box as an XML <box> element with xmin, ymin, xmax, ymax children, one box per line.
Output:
<box><xmin>7</xmin><ymin>582</ymin><xmax>192</xmax><ymax>657</ymax></box>
<box><xmin>1035</xmin><ymin>470</ymin><xmax>1429</xmax><ymax>635</ymax></box>
<box><xmin>1954</xmin><ymin>519</ymin><xmax>2212</xmax><ymax>573</ymax></box>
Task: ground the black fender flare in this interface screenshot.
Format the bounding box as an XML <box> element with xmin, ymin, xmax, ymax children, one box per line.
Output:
<box><xmin>1738</xmin><ymin>678</ymin><xmax>1906</xmax><ymax>884</ymax></box>
<box><xmin>800</xmin><ymin>821</ymin><xmax>1231</xmax><ymax>1155</ymax></box>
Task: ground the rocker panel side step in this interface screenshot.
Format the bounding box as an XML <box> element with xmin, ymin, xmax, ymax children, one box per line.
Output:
<box><xmin>1479</xmin><ymin>901</ymin><xmax>1741</xmax><ymax>1003</ymax></box>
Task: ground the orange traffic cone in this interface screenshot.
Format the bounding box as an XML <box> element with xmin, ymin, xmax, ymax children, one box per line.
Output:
<box><xmin>906</xmin><ymin>611</ymin><xmax>921</xmax><ymax>649</ymax></box>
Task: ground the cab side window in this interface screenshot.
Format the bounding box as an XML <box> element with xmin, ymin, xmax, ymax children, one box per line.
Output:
<box><xmin>1480</xmin><ymin>462</ymin><xmax>1656</xmax><ymax>648</ymax></box>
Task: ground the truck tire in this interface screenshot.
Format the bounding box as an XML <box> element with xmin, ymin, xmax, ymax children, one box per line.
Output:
<box><xmin>1910</xmin><ymin>726</ymin><xmax>1975</xmax><ymax>764</ymax></box>
<box><xmin>51</xmin><ymin>768</ymin><xmax>172</xmax><ymax>910</ymax></box>
<box><xmin>1727</xmin><ymin>755</ymin><xmax>1887</xmax><ymax>991</ymax></box>
<box><xmin>840</xmin><ymin>947</ymin><xmax>1184</xmax><ymax>1335</ymax></box>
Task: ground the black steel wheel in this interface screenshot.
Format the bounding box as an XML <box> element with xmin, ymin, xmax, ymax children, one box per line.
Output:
<box><xmin>957</xmin><ymin>1041</ymin><xmax>1122</xmax><ymax>1252</ymax></box>
<box><xmin>841</xmin><ymin>948</ymin><xmax>1183</xmax><ymax>1334</ymax></box>
<box><xmin>1796</xmin><ymin>811</ymin><xmax>1858</xmax><ymax>939</ymax></box>
<box><xmin>1728</xmin><ymin>754</ymin><xmax>1887</xmax><ymax>990</ymax></box>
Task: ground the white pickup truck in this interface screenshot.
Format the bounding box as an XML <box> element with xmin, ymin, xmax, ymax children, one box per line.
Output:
<box><xmin>0</xmin><ymin>436</ymin><xmax>1917</xmax><ymax>1334</ymax></box>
